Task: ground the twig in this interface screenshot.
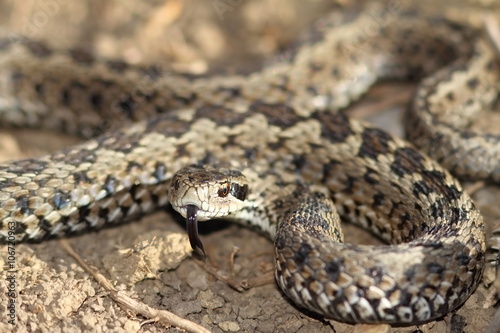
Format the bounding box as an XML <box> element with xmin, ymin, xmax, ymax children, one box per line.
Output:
<box><xmin>193</xmin><ymin>256</ymin><xmax>245</xmax><ymax>292</ymax></box>
<box><xmin>485</xmin><ymin>14</ymin><xmax>500</xmax><ymax>57</ymax></box>
<box><xmin>229</xmin><ymin>246</ymin><xmax>240</xmax><ymax>278</ymax></box>
<box><xmin>347</xmin><ymin>84</ymin><xmax>414</xmax><ymax>119</ymax></box>
<box><xmin>243</xmin><ymin>271</ymin><xmax>275</xmax><ymax>289</ymax></box>
<box><xmin>465</xmin><ymin>180</ymin><xmax>486</xmax><ymax>196</ymax></box>
<box><xmin>59</xmin><ymin>239</ymin><xmax>211</xmax><ymax>333</ymax></box>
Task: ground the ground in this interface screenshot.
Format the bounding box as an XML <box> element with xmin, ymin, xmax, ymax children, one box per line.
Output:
<box><xmin>0</xmin><ymin>1</ymin><xmax>499</xmax><ymax>332</ymax></box>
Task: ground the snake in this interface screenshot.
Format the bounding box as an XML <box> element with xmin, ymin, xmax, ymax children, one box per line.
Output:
<box><xmin>0</xmin><ymin>1</ymin><xmax>498</xmax><ymax>325</ymax></box>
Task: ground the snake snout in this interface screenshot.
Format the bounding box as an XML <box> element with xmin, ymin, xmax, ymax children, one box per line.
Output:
<box><xmin>167</xmin><ymin>165</ymin><xmax>250</xmax><ymax>256</ymax></box>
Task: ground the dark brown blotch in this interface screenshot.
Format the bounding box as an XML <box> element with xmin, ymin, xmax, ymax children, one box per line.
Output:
<box><xmin>69</xmin><ymin>49</ymin><xmax>95</xmax><ymax>65</ymax></box>
<box><xmin>25</xmin><ymin>40</ymin><xmax>52</xmax><ymax>57</ymax></box>
<box><xmin>315</xmin><ymin>112</ymin><xmax>353</xmax><ymax>143</ymax></box>
<box><xmin>153</xmin><ymin>162</ymin><xmax>168</xmax><ymax>182</ymax></box>
<box><xmin>126</xmin><ymin>161</ymin><xmax>142</xmax><ymax>172</ymax></box>
<box><xmin>52</xmin><ymin>191</ymin><xmax>71</xmax><ymax>210</ymax></box>
<box><xmin>106</xmin><ymin>60</ymin><xmax>130</xmax><ymax>73</ymax></box>
<box><xmin>293</xmin><ymin>242</ymin><xmax>313</xmax><ymax>266</ymax></box>
<box><xmin>16</xmin><ymin>196</ymin><xmax>30</xmax><ymax>215</ymax></box>
<box><xmin>372</xmin><ymin>193</ymin><xmax>384</xmax><ymax>206</ymax></box>
<box><xmin>413</xmin><ymin>170</ymin><xmax>462</xmax><ymax>201</ymax></box>
<box><xmin>0</xmin><ymin>38</ymin><xmax>14</xmax><ymax>51</ymax></box>
<box><xmin>217</xmin><ymin>86</ymin><xmax>242</xmax><ymax>97</ymax></box>
<box><xmin>97</xmin><ymin>132</ymin><xmax>142</xmax><ymax>155</ymax></box>
<box><xmin>250</xmin><ymin>102</ymin><xmax>302</xmax><ymax>129</ymax></box>
<box><xmin>90</xmin><ymin>93</ymin><xmax>104</xmax><ymax>109</ymax></box>
<box><xmin>324</xmin><ymin>259</ymin><xmax>343</xmax><ymax>282</ymax></box>
<box><xmin>3</xmin><ymin>158</ymin><xmax>49</xmax><ymax>175</ymax></box>
<box><xmin>390</xmin><ymin>147</ymin><xmax>425</xmax><ymax>177</ymax></box>
<box><xmin>147</xmin><ymin>115</ymin><xmax>192</xmax><ymax>137</ymax></box>
<box><xmin>363</xmin><ymin>167</ymin><xmax>379</xmax><ymax>185</ymax></box>
<box><xmin>73</xmin><ymin>171</ymin><xmax>93</xmax><ymax>184</ymax></box>
<box><xmin>358</xmin><ymin>128</ymin><xmax>391</xmax><ymax>159</ymax></box>
<box><xmin>321</xmin><ymin>159</ymin><xmax>341</xmax><ymax>183</ymax></box>
<box><xmin>141</xmin><ymin>65</ymin><xmax>163</xmax><ymax>81</ymax></box>
<box><xmin>194</xmin><ymin>105</ymin><xmax>247</xmax><ymax>127</ymax></box>
<box><xmin>113</xmin><ymin>93</ymin><xmax>137</xmax><ymax>119</ymax></box>
<box><xmin>466</xmin><ymin>78</ymin><xmax>479</xmax><ymax>90</ymax></box>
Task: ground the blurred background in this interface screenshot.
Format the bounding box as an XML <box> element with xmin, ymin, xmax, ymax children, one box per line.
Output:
<box><xmin>0</xmin><ymin>0</ymin><xmax>343</xmax><ymax>74</ymax></box>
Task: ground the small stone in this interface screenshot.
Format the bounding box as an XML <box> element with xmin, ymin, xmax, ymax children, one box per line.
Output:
<box><xmin>90</xmin><ymin>303</ymin><xmax>106</xmax><ymax>313</ymax></box>
<box><xmin>199</xmin><ymin>290</ymin><xmax>224</xmax><ymax>310</ymax></box>
<box><xmin>173</xmin><ymin>300</ymin><xmax>203</xmax><ymax>318</ymax></box>
<box><xmin>81</xmin><ymin>314</ymin><xmax>97</xmax><ymax>329</ymax></box>
<box><xmin>235</xmin><ymin>302</ymin><xmax>262</xmax><ymax>319</ymax></box>
<box><xmin>123</xmin><ymin>319</ymin><xmax>141</xmax><ymax>331</ymax></box>
<box><xmin>186</xmin><ymin>270</ymin><xmax>209</xmax><ymax>290</ymax></box>
<box><xmin>218</xmin><ymin>321</ymin><xmax>241</xmax><ymax>332</ymax></box>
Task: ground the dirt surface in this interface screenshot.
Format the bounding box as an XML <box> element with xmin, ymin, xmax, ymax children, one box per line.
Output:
<box><xmin>0</xmin><ymin>1</ymin><xmax>499</xmax><ymax>332</ymax></box>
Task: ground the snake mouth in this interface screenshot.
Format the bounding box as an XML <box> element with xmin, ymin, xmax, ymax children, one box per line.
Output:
<box><xmin>186</xmin><ymin>204</ymin><xmax>206</xmax><ymax>257</ymax></box>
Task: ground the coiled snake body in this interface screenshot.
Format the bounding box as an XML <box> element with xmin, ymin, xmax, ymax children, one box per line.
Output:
<box><xmin>0</xmin><ymin>3</ymin><xmax>498</xmax><ymax>325</ymax></box>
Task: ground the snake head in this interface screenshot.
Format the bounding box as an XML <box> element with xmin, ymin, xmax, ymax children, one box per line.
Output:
<box><xmin>168</xmin><ymin>165</ymin><xmax>249</xmax><ymax>256</ymax></box>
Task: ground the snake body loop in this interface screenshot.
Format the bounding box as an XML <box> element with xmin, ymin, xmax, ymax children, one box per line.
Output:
<box><xmin>0</xmin><ymin>3</ymin><xmax>498</xmax><ymax>324</ymax></box>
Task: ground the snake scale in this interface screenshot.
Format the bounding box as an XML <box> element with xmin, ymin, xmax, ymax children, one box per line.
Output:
<box><xmin>0</xmin><ymin>1</ymin><xmax>499</xmax><ymax>325</ymax></box>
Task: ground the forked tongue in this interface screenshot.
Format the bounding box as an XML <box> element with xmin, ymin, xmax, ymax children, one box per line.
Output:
<box><xmin>186</xmin><ymin>204</ymin><xmax>206</xmax><ymax>257</ymax></box>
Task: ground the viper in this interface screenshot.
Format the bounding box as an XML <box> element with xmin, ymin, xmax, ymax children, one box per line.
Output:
<box><xmin>0</xmin><ymin>2</ymin><xmax>498</xmax><ymax>325</ymax></box>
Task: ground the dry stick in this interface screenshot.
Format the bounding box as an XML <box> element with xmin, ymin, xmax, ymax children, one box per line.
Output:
<box><xmin>243</xmin><ymin>271</ymin><xmax>275</xmax><ymax>289</ymax></box>
<box><xmin>229</xmin><ymin>246</ymin><xmax>240</xmax><ymax>278</ymax></box>
<box><xmin>347</xmin><ymin>84</ymin><xmax>414</xmax><ymax>119</ymax></box>
<box><xmin>197</xmin><ymin>246</ymin><xmax>276</xmax><ymax>290</ymax></box>
<box><xmin>59</xmin><ymin>239</ymin><xmax>211</xmax><ymax>333</ymax></box>
<box><xmin>193</xmin><ymin>256</ymin><xmax>245</xmax><ymax>292</ymax></box>
<box><xmin>485</xmin><ymin>14</ymin><xmax>500</xmax><ymax>57</ymax></box>
<box><xmin>464</xmin><ymin>180</ymin><xmax>486</xmax><ymax>196</ymax></box>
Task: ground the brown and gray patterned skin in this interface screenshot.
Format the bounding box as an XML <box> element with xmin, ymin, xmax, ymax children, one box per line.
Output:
<box><xmin>0</xmin><ymin>2</ymin><xmax>496</xmax><ymax>325</ymax></box>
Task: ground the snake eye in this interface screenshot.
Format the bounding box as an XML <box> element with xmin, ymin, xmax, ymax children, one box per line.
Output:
<box><xmin>173</xmin><ymin>178</ymin><xmax>180</xmax><ymax>190</ymax></box>
<box><xmin>217</xmin><ymin>182</ymin><xmax>230</xmax><ymax>197</ymax></box>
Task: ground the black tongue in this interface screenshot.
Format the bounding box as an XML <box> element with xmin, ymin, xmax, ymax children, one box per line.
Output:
<box><xmin>186</xmin><ymin>204</ymin><xmax>206</xmax><ymax>257</ymax></box>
